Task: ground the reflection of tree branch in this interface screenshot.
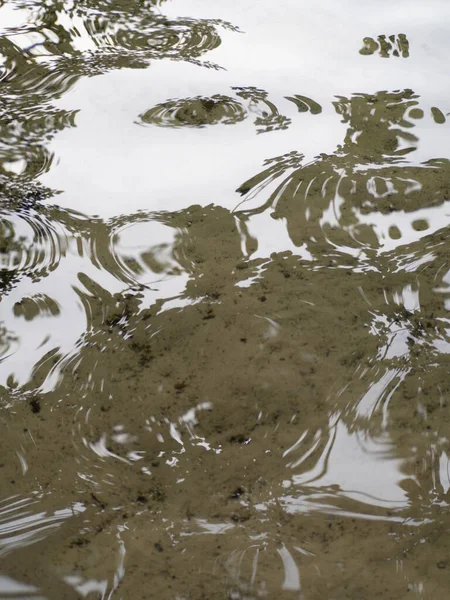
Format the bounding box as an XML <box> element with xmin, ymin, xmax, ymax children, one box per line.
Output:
<box><xmin>232</xmin><ymin>90</ymin><xmax>450</xmax><ymax>262</ymax></box>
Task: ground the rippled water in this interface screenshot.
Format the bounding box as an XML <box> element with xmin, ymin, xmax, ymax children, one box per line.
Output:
<box><xmin>1</xmin><ymin>0</ymin><xmax>450</xmax><ymax>598</ymax></box>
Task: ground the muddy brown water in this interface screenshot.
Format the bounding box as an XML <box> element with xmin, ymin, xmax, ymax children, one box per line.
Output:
<box><xmin>1</xmin><ymin>1</ymin><xmax>450</xmax><ymax>598</ymax></box>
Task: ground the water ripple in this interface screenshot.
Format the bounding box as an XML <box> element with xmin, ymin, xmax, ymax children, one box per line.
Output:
<box><xmin>139</xmin><ymin>94</ymin><xmax>246</xmax><ymax>128</ymax></box>
<box><xmin>0</xmin><ymin>493</ymin><xmax>85</xmax><ymax>557</ymax></box>
<box><xmin>0</xmin><ymin>206</ymin><xmax>68</xmax><ymax>283</ymax></box>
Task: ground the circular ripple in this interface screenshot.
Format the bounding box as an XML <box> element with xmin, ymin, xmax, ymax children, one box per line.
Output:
<box><xmin>139</xmin><ymin>94</ymin><xmax>246</xmax><ymax>128</ymax></box>
<box><xmin>84</xmin><ymin>15</ymin><xmax>223</xmax><ymax>58</ymax></box>
<box><xmin>0</xmin><ymin>206</ymin><xmax>69</xmax><ymax>284</ymax></box>
<box><xmin>106</xmin><ymin>217</ymin><xmax>184</xmax><ymax>286</ymax></box>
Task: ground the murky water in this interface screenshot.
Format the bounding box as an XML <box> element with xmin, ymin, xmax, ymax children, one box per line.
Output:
<box><xmin>1</xmin><ymin>1</ymin><xmax>450</xmax><ymax>598</ymax></box>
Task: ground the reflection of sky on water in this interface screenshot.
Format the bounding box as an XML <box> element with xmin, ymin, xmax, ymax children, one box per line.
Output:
<box><xmin>166</xmin><ymin>0</ymin><xmax>450</xmax><ymax>96</ymax></box>
<box><xmin>0</xmin><ymin>494</ymin><xmax>85</xmax><ymax>558</ymax></box>
<box><xmin>26</xmin><ymin>0</ymin><xmax>449</xmax><ymax>275</ymax></box>
<box><xmin>2</xmin><ymin>0</ymin><xmax>450</xmax><ymax>220</ymax></box>
<box><xmin>282</xmin><ymin>414</ymin><xmax>411</xmax><ymax>516</ymax></box>
<box><xmin>38</xmin><ymin>63</ymin><xmax>449</xmax><ymax>220</ymax></box>
<box><xmin>0</xmin><ymin>576</ymin><xmax>43</xmax><ymax>599</ymax></box>
<box><xmin>36</xmin><ymin>64</ymin><xmax>346</xmax><ymax>217</ymax></box>
<box><xmin>0</xmin><ymin>218</ymin><xmax>188</xmax><ymax>388</ymax></box>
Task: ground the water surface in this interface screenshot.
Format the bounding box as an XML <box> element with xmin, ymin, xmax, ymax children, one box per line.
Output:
<box><xmin>1</xmin><ymin>0</ymin><xmax>450</xmax><ymax>598</ymax></box>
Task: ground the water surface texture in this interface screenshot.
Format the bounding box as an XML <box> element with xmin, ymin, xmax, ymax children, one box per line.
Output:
<box><xmin>1</xmin><ymin>0</ymin><xmax>450</xmax><ymax>598</ymax></box>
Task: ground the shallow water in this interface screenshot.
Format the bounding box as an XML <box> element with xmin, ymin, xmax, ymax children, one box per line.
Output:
<box><xmin>1</xmin><ymin>0</ymin><xmax>450</xmax><ymax>598</ymax></box>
